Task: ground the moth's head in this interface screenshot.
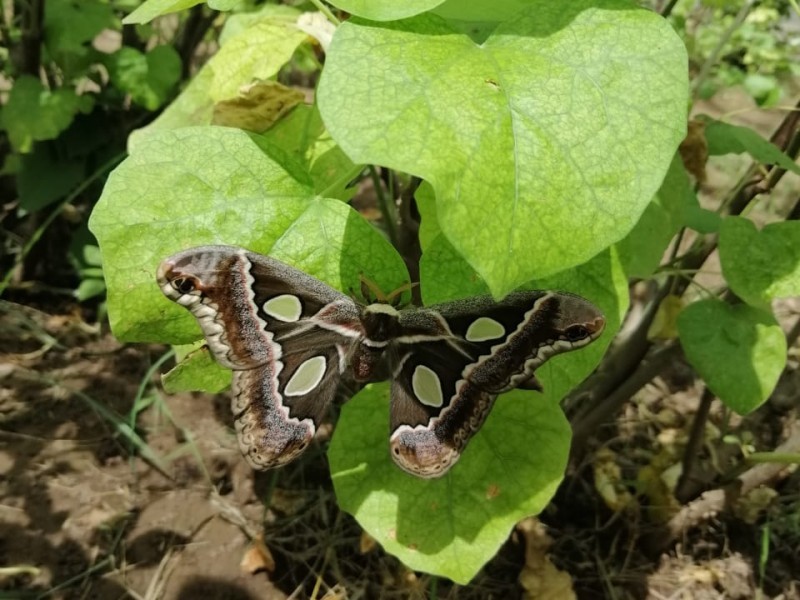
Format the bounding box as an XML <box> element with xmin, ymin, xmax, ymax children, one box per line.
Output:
<box><xmin>356</xmin><ymin>273</ymin><xmax>417</xmax><ymax>308</ymax></box>
<box><xmin>552</xmin><ymin>293</ymin><xmax>606</xmax><ymax>346</ymax></box>
<box><xmin>361</xmin><ymin>302</ymin><xmax>401</xmax><ymax>344</ymax></box>
<box><xmin>157</xmin><ymin>247</ymin><xmax>231</xmax><ymax>304</ymax></box>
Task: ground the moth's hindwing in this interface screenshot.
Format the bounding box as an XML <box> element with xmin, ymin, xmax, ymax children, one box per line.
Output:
<box><xmin>157</xmin><ymin>245</ymin><xmax>363</xmax><ymax>470</ymax></box>
<box><xmin>388</xmin><ymin>292</ymin><xmax>605</xmax><ymax>478</ymax></box>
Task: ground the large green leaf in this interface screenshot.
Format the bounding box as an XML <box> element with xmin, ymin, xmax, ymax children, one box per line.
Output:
<box><xmin>329</xmin><ymin>383</ymin><xmax>571</xmax><ymax>584</ymax></box>
<box><xmin>318</xmin><ymin>2</ymin><xmax>687</xmax><ymax>296</ymax></box>
<box><xmin>89</xmin><ymin>126</ymin><xmax>408</xmax><ymax>343</ymax></box>
<box><xmin>678</xmin><ymin>300</ymin><xmax>786</xmax><ymax>415</ymax></box>
<box><xmin>328</xmin><ymin>0</ymin><xmax>445</xmax><ymax>21</ymax></box>
<box><xmin>719</xmin><ymin>217</ymin><xmax>800</xmax><ymax>307</ymax></box>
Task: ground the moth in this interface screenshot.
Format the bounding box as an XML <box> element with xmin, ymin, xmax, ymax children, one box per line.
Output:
<box><xmin>157</xmin><ymin>245</ymin><xmax>605</xmax><ymax>478</ymax></box>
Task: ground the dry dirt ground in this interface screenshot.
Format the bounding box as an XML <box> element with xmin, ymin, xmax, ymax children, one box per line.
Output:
<box><xmin>3</xmin><ymin>294</ymin><xmax>800</xmax><ymax>600</ymax></box>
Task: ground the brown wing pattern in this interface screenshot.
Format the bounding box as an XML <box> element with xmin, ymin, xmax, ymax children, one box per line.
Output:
<box><xmin>388</xmin><ymin>292</ymin><xmax>605</xmax><ymax>478</ymax></box>
<box><xmin>158</xmin><ymin>245</ymin><xmax>363</xmax><ymax>469</ymax></box>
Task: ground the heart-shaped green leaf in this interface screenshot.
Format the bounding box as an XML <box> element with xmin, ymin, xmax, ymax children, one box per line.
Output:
<box><xmin>719</xmin><ymin>217</ymin><xmax>800</xmax><ymax>306</ymax></box>
<box><xmin>318</xmin><ymin>2</ymin><xmax>687</xmax><ymax>295</ymax></box>
<box><xmin>704</xmin><ymin>119</ymin><xmax>800</xmax><ymax>175</ymax></box>
<box><xmin>678</xmin><ymin>299</ymin><xmax>786</xmax><ymax>414</ymax></box>
<box><xmin>89</xmin><ymin>126</ymin><xmax>408</xmax><ymax>343</ymax></box>
<box><xmin>330</xmin><ymin>383</ymin><xmax>571</xmax><ymax>584</ymax></box>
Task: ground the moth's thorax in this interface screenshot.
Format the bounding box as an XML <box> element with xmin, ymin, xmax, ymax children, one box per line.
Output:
<box><xmin>361</xmin><ymin>303</ymin><xmax>401</xmax><ymax>344</ymax></box>
<box><xmin>351</xmin><ymin>345</ymin><xmax>384</xmax><ymax>381</ymax></box>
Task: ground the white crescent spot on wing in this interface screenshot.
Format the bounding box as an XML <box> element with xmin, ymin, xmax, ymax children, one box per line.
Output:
<box><xmin>285</xmin><ymin>355</ymin><xmax>327</xmax><ymax>396</ymax></box>
<box><xmin>465</xmin><ymin>316</ymin><xmax>505</xmax><ymax>342</ymax></box>
<box><xmin>264</xmin><ymin>294</ymin><xmax>303</xmax><ymax>322</ymax></box>
<box><xmin>412</xmin><ymin>365</ymin><xmax>443</xmax><ymax>408</ymax></box>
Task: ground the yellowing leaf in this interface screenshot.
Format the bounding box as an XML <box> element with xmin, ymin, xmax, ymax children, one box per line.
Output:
<box><xmin>212</xmin><ymin>81</ymin><xmax>305</xmax><ymax>132</ymax></box>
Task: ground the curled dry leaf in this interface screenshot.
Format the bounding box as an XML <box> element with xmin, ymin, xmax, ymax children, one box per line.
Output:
<box><xmin>517</xmin><ymin>518</ymin><xmax>576</xmax><ymax>600</ymax></box>
<box><xmin>212</xmin><ymin>81</ymin><xmax>304</xmax><ymax>133</ymax></box>
<box><xmin>733</xmin><ymin>486</ymin><xmax>778</xmax><ymax>524</ymax></box>
<box><xmin>240</xmin><ymin>534</ymin><xmax>275</xmax><ymax>574</ymax></box>
<box><xmin>359</xmin><ymin>530</ymin><xmax>378</xmax><ymax>554</ymax></box>
<box><xmin>679</xmin><ymin>119</ymin><xmax>708</xmax><ymax>184</ymax></box>
<box><xmin>593</xmin><ymin>447</ymin><xmax>635</xmax><ymax>513</ymax></box>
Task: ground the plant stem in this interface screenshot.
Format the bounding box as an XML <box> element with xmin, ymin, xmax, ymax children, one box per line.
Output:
<box><xmin>308</xmin><ymin>0</ymin><xmax>341</xmax><ymax>26</ymax></box>
<box><xmin>746</xmin><ymin>452</ymin><xmax>800</xmax><ymax>465</ymax></box>
<box><xmin>691</xmin><ymin>0</ymin><xmax>755</xmax><ymax>98</ymax></box>
<box><xmin>660</xmin><ymin>0</ymin><xmax>679</xmax><ymax>18</ymax></box>
<box><xmin>368</xmin><ymin>165</ymin><xmax>400</xmax><ymax>249</ymax></box>
<box><xmin>675</xmin><ymin>387</ymin><xmax>714</xmax><ymax>502</ymax></box>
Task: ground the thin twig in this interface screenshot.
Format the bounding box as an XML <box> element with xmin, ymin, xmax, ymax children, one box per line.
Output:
<box><xmin>308</xmin><ymin>0</ymin><xmax>341</xmax><ymax>26</ymax></box>
<box><xmin>675</xmin><ymin>387</ymin><xmax>715</xmax><ymax>502</ymax></box>
<box><xmin>691</xmin><ymin>0</ymin><xmax>756</xmax><ymax>97</ymax></box>
<box><xmin>570</xmin><ymin>342</ymin><xmax>681</xmax><ymax>460</ymax></box>
<box><xmin>367</xmin><ymin>165</ymin><xmax>400</xmax><ymax>249</ymax></box>
<box><xmin>660</xmin><ymin>0</ymin><xmax>679</xmax><ymax>18</ymax></box>
<box><xmin>643</xmin><ymin>423</ymin><xmax>800</xmax><ymax>557</ymax></box>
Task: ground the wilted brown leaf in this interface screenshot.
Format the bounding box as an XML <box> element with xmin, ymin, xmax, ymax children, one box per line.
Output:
<box><xmin>240</xmin><ymin>534</ymin><xmax>275</xmax><ymax>574</ymax></box>
<box><xmin>518</xmin><ymin>518</ymin><xmax>576</xmax><ymax>600</ymax></box>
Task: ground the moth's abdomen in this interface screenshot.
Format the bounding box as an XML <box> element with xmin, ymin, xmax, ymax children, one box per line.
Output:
<box><xmin>389</xmin><ymin>426</ymin><xmax>460</xmax><ymax>478</ymax></box>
